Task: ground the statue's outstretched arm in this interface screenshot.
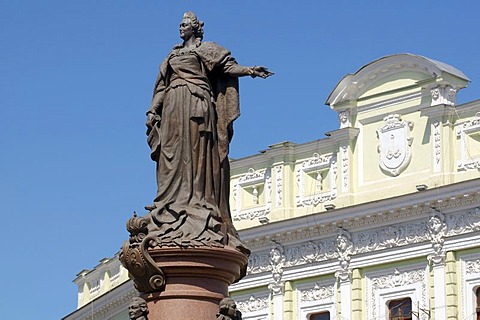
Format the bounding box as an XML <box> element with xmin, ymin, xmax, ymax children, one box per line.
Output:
<box><xmin>222</xmin><ymin>58</ymin><xmax>273</xmax><ymax>79</ymax></box>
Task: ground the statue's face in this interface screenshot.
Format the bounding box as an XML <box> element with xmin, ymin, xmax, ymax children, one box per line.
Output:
<box><xmin>270</xmin><ymin>248</ymin><xmax>281</xmax><ymax>264</ymax></box>
<box><xmin>429</xmin><ymin>216</ymin><xmax>442</xmax><ymax>233</ymax></box>
<box><xmin>179</xmin><ymin>18</ymin><xmax>194</xmax><ymax>40</ymax></box>
<box><xmin>337</xmin><ymin>235</ymin><xmax>348</xmax><ymax>251</ymax></box>
<box><xmin>226</xmin><ymin>300</ymin><xmax>237</xmax><ymax>318</ymax></box>
<box><xmin>128</xmin><ymin>303</ymin><xmax>143</xmax><ymax>319</ymax></box>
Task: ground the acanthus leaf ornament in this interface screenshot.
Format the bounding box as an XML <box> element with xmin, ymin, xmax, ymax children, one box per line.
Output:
<box><xmin>376</xmin><ymin>114</ymin><xmax>414</xmax><ymax>176</ymax></box>
<box><xmin>119</xmin><ymin>213</ymin><xmax>166</xmax><ymax>293</ymax></box>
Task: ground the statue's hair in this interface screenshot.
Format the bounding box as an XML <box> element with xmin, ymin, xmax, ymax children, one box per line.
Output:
<box><xmin>183</xmin><ymin>11</ymin><xmax>204</xmax><ymax>41</ymax></box>
<box><xmin>130</xmin><ymin>297</ymin><xmax>149</xmax><ymax>315</ymax></box>
<box><xmin>219</xmin><ymin>297</ymin><xmax>234</xmax><ymax>313</ymax></box>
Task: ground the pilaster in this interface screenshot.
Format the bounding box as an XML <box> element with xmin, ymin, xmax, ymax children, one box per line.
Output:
<box><xmin>445</xmin><ymin>251</ymin><xmax>458</xmax><ymax>320</ymax></box>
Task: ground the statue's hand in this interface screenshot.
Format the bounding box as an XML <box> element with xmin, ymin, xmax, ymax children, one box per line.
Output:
<box><xmin>146</xmin><ymin>112</ymin><xmax>155</xmax><ymax>129</ymax></box>
<box><xmin>252</xmin><ymin>66</ymin><xmax>274</xmax><ymax>79</ymax></box>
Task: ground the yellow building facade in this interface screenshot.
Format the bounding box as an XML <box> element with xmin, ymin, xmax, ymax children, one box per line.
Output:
<box><xmin>64</xmin><ymin>54</ymin><xmax>480</xmax><ymax>320</ymax></box>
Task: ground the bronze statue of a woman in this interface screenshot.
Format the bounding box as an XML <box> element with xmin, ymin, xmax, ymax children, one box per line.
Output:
<box><xmin>144</xmin><ymin>11</ymin><xmax>272</xmax><ymax>251</ymax></box>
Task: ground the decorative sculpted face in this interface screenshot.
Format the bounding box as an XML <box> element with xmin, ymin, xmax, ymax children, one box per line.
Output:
<box><xmin>337</xmin><ymin>234</ymin><xmax>348</xmax><ymax>252</ymax></box>
<box><xmin>226</xmin><ymin>299</ymin><xmax>237</xmax><ymax>318</ymax></box>
<box><xmin>270</xmin><ymin>247</ymin><xmax>281</xmax><ymax>264</ymax></box>
<box><xmin>429</xmin><ymin>216</ymin><xmax>442</xmax><ymax>234</ymax></box>
<box><xmin>179</xmin><ymin>18</ymin><xmax>194</xmax><ymax>41</ymax></box>
<box><xmin>129</xmin><ymin>303</ymin><xmax>142</xmax><ymax>319</ymax></box>
<box><xmin>128</xmin><ymin>298</ymin><xmax>146</xmax><ymax>320</ymax></box>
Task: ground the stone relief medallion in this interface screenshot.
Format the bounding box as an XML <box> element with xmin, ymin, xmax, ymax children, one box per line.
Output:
<box><xmin>376</xmin><ymin>114</ymin><xmax>414</xmax><ymax>176</ymax></box>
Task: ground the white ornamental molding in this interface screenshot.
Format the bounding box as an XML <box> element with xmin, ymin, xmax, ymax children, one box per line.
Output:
<box><xmin>368</xmin><ymin>268</ymin><xmax>428</xmax><ymax>320</ymax></box>
<box><xmin>427</xmin><ymin>209</ymin><xmax>447</xmax><ymax>265</ymax></box>
<box><xmin>371</xmin><ymin>268</ymin><xmax>425</xmax><ymax>289</ymax></box>
<box><xmin>341</xmin><ymin>145</ymin><xmax>349</xmax><ymax>192</ymax></box>
<box><xmin>246</xmin><ymin>238</ymin><xmax>337</xmax><ymax>275</ymax></box>
<box><xmin>300</xmin><ymin>283</ymin><xmax>335</xmax><ymax>302</ymax></box>
<box><xmin>268</xmin><ymin>242</ymin><xmax>286</xmax><ymax>295</ymax></box>
<box><xmin>447</xmin><ymin>207</ymin><xmax>480</xmax><ymax>235</ymax></box>
<box><xmin>430</xmin><ymin>85</ymin><xmax>457</xmax><ymax>107</ymax></box>
<box><xmin>456</xmin><ymin>113</ymin><xmax>480</xmax><ymax>171</ymax></box>
<box><xmin>236</xmin><ymin>295</ymin><xmax>269</xmax><ymax>313</ymax></box>
<box><xmin>275</xmin><ymin>165</ymin><xmax>283</xmax><ymax>207</ymax></box>
<box><xmin>335</xmin><ymin>228</ymin><xmax>354</xmax><ymax>282</ymax></box>
<box><xmin>338</xmin><ymin>110</ymin><xmax>351</xmax><ymax>128</ymax></box>
<box><xmin>296</xmin><ymin>153</ymin><xmax>337</xmax><ymax>207</ymax></box>
<box><xmin>354</xmin><ymin>221</ymin><xmax>428</xmax><ymax>254</ymax></box>
<box><xmin>466</xmin><ymin>259</ymin><xmax>480</xmax><ymax>274</ymax></box>
<box><xmin>433</xmin><ymin>121</ymin><xmax>441</xmax><ymax>172</ymax></box>
<box><xmin>358</xmin><ymin>91</ymin><xmax>423</xmax><ymax>113</ymax></box>
<box><xmin>376</xmin><ymin>114</ymin><xmax>414</xmax><ymax>176</ymax></box>
<box><xmin>233</xmin><ymin>168</ymin><xmax>272</xmax><ymax>221</ymax></box>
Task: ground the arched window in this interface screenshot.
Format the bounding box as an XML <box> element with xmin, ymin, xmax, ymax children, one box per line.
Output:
<box><xmin>309</xmin><ymin>311</ymin><xmax>330</xmax><ymax>320</ymax></box>
<box><xmin>388</xmin><ymin>298</ymin><xmax>412</xmax><ymax>320</ymax></box>
<box><xmin>476</xmin><ymin>287</ymin><xmax>480</xmax><ymax>320</ymax></box>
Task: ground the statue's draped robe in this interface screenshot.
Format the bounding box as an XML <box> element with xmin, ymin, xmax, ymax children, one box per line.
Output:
<box><xmin>146</xmin><ymin>42</ymin><xmax>245</xmax><ymax>250</ymax></box>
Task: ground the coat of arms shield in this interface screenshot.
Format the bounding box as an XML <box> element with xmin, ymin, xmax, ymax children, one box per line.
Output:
<box><xmin>376</xmin><ymin>114</ymin><xmax>414</xmax><ymax>176</ymax></box>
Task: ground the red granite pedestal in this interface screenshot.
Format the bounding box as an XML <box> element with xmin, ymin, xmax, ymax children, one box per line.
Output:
<box><xmin>139</xmin><ymin>246</ymin><xmax>248</xmax><ymax>320</ymax></box>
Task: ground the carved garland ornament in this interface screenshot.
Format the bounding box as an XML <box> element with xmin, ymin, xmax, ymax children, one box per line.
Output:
<box><xmin>300</xmin><ymin>283</ymin><xmax>335</xmax><ymax>302</ymax></box>
<box><xmin>236</xmin><ymin>295</ymin><xmax>269</xmax><ymax>313</ymax></box>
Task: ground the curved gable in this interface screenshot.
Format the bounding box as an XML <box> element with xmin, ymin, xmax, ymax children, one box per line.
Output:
<box><xmin>326</xmin><ymin>53</ymin><xmax>469</xmax><ymax>108</ymax></box>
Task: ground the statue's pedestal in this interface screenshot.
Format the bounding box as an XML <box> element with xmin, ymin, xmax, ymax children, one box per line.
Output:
<box><xmin>140</xmin><ymin>246</ymin><xmax>248</xmax><ymax>320</ymax></box>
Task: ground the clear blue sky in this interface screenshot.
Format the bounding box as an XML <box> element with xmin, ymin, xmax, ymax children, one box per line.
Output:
<box><xmin>1</xmin><ymin>1</ymin><xmax>479</xmax><ymax>319</ymax></box>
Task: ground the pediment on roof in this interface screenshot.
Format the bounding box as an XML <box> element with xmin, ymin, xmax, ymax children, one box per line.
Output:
<box><xmin>326</xmin><ymin>54</ymin><xmax>469</xmax><ymax>109</ymax></box>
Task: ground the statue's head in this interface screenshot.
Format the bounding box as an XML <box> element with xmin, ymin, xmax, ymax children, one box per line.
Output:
<box><xmin>269</xmin><ymin>242</ymin><xmax>283</xmax><ymax>265</ymax></box>
<box><xmin>129</xmin><ymin>297</ymin><xmax>149</xmax><ymax>320</ymax></box>
<box><xmin>180</xmin><ymin>11</ymin><xmax>204</xmax><ymax>41</ymax></box>
<box><xmin>219</xmin><ymin>297</ymin><xmax>240</xmax><ymax>319</ymax></box>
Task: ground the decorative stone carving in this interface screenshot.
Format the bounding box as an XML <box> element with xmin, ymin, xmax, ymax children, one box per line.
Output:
<box><xmin>128</xmin><ymin>297</ymin><xmax>149</xmax><ymax>320</ymax></box>
<box><xmin>371</xmin><ymin>268</ymin><xmax>424</xmax><ymax>289</ymax></box>
<box><xmin>296</xmin><ymin>153</ymin><xmax>337</xmax><ymax>207</ymax></box>
<box><xmin>466</xmin><ymin>259</ymin><xmax>480</xmax><ymax>274</ymax></box>
<box><xmin>369</xmin><ymin>268</ymin><xmax>427</xmax><ymax>320</ymax></box>
<box><xmin>300</xmin><ymin>283</ymin><xmax>335</xmax><ymax>302</ymax></box>
<box><xmin>233</xmin><ymin>168</ymin><xmax>272</xmax><ymax>221</ymax></box>
<box><xmin>448</xmin><ymin>207</ymin><xmax>480</xmax><ymax>235</ymax></box>
<box><xmin>341</xmin><ymin>145</ymin><xmax>349</xmax><ymax>191</ymax></box>
<box><xmin>376</xmin><ymin>114</ymin><xmax>414</xmax><ymax>176</ymax></box>
<box><xmin>430</xmin><ymin>85</ymin><xmax>457</xmax><ymax>106</ymax></box>
<box><xmin>427</xmin><ymin>209</ymin><xmax>447</xmax><ymax>265</ymax></box>
<box><xmin>433</xmin><ymin>121</ymin><xmax>441</xmax><ymax>172</ymax></box>
<box><xmin>246</xmin><ymin>253</ymin><xmax>271</xmax><ymax>275</ymax></box>
<box><xmin>355</xmin><ymin>221</ymin><xmax>428</xmax><ymax>254</ymax></box>
<box><xmin>119</xmin><ymin>213</ymin><xmax>166</xmax><ymax>293</ymax></box>
<box><xmin>246</xmin><ymin>237</ymin><xmax>337</xmax><ymax>275</ymax></box>
<box><xmin>236</xmin><ymin>295</ymin><xmax>269</xmax><ymax>313</ymax></box>
<box><xmin>275</xmin><ymin>165</ymin><xmax>283</xmax><ymax>207</ymax></box>
<box><xmin>456</xmin><ymin>113</ymin><xmax>480</xmax><ymax>171</ymax></box>
<box><xmin>268</xmin><ymin>242</ymin><xmax>285</xmax><ymax>295</ymax></box>
<box><xmin>335</xmin><ymin>228</ymin><xmax>354</xmax><ymax>281</ymax></box>
<box><xmin>338</xmin><ymin>110</ymin><xmax>351</xmax><ymax>128</ymax></box>
<box><xmin>216</xmin><ymin>297</ymin><xmax>243</xmax><ymax>320</ymax></box>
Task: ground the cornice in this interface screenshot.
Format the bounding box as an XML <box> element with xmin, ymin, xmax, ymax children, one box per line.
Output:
<box><xmin>239</xmin><ymin>178</ymin><xmax>480</xmax><ymax>249</ymax></box>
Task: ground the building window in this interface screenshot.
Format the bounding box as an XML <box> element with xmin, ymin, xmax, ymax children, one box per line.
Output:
<box><xmin>309</xmin><ymin>311</ymin><xmax>330</xmax><ymax>320</ymax></box>
<box><xmin>388</xmin><ymin>298</ymin><xmax>412</xmax><ymax>320</ymax></box>
<box><xmin>476</xmin><ymin>287</ymin><xmax>480</xmax><ymax>320</ymax></box>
